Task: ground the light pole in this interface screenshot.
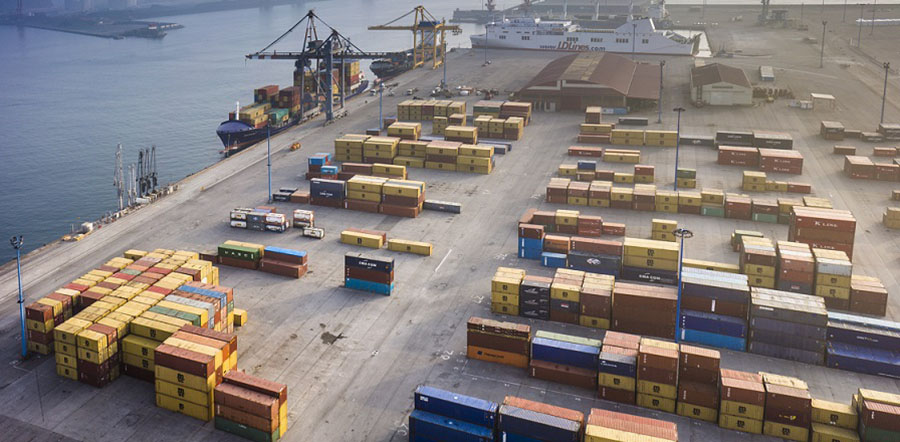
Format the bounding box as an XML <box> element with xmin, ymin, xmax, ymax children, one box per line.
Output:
<box><xmin>673</xmin><ymin>107</ymin><xmax>685</xmax><ymax>191</ymax></box>
<box><xmin>11</xmin><ymin>236</ymin><xmax>27</xmax><ymax>359</ymax></box>
<box><xmin>631</xmin><ymin>23</ymin><xmax>637</xmax><ymax>60</ymax></box>
<box><xmin>378</xmin><ymin>84</ymin><xmax>384</xmax><ymax>130</ymax></box>
<box><xmin>657</xmin><ymin>60</ymin><xmax>665</xmax><ymax>123</ymax></box>
<box><xmin>882</xmin><ymin>62</ymin><xmax>890</xmax><ymax>124</ymax></box>
<box><xmin>266</xmin><ymin>126</ymin><xmax>271</xmax><ymax>203</ymax></box>
<box><xmin>820</xmin><ymin>21</ymin><xmax>827</xmax><ymax>68</ymax></box>
<box><xmin>858</xmin><ymin>3</ymin><xmax>864</xmax><ymax>47</ymax></box>
<box><xmin>871</xmin><ymin>0</ymin><xmax>876</xmax><ymax>35</ymax></box>
<box><xmin>843</xmin><ymin>0</ymin><xmax>847</xmax><ymax>22</ymax></box>
<box><xmin>673</xmin><ymin>228</ymin><xmax>694</xmax><ymax>343</ymax></box>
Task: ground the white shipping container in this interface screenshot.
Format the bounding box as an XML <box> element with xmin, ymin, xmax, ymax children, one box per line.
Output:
<box><xmin>230</xmin><ymin>220</ymin><xmax>247</xmax><ymax>228</ymax></box>
<box><xmin>231</xmin><ymin>211</ymin><xmax>248</xmax><ymax>220</ymax></box>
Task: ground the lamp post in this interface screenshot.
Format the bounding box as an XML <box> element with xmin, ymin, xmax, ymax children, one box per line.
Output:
<box><xmin>871</xmin><ymin>0</ymin><xmax>876</xmax><ymax>35</ymax></box>
<box><xmin>843</xmin><ymin>0</ymin><xmax>847</xmax><ymax>22</ymax></box>
<box><xmin>882</xmin><ymin>62</ymin><xmax>891</xmax><ymax>124</ymax></box>
<box><xmin>820</xmin><ymin>21</ymin><xmax>827</xmax><ymax>68</ymax></box>
<box><xmin>266</xmin><ymin>126</ymin><xmax>272</xmax><ymax>203</ymax></box>
<box><xmin>378</xmin><ymin>84</ymin><xmax>384</xmax><ymax>131</ymax></box>
<box><xmin>673</xmin><ymin>107</ymin><xmax>685</xmax><ymax>191</ymax></box>
<box><xmin>657</xmin><ymin>60</ymin><xmax>665</xmax><ymax>123</ymax></box>
<box><xmin>631</xmin><ymin>23</ymin><xmax>637</xmax><ymax>60</ymax></box>
<box><xmin>858</xmin><ymin>3</ymin><xmax>864</xmax><ymax>47</ymax></box>
<box><xmin>11</xmin><ymin>236</ymin><xmax>27</xmax><ymax>359</ymax></box>
<box><xmin>673</xmin><ymin>228</ymin><xmax>694</xmax><ymax>343</ymax></box>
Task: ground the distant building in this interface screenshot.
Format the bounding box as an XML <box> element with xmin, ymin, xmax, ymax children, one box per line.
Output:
<box><xmin>517</xmin><ymin>52</ymin><xmax>661</xmax><ymax>112</ymax></box>
<box><xmin>690</xmin><ymin>63</ymin><xmax>753</xmax><ymax>106</ymax></box>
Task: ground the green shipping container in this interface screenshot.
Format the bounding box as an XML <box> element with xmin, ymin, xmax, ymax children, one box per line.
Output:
<box><xmin>148</xmin><ymin>306</ymin><xmax>202</xmax><ymax>327</ymax></box>
<box><xmin>218</xmin><ymin>244</ymin><xmax>260</xmax><ymax>262</ymax></box>
<box><xmin>215</xmin><ymin>416</ymin><xmax>280</xmax><ymax>442</ymax></box>
<box><xmin>752</xmin><ymin>213</ymin><xmax>778</xmax><ymax>224</ymax></box>
<box><xmin>701</xmin><ymin>205</ymin><xmax>725</xmax><ymax>217</ymax></box>
<box><xmin>268</xmin><ymin>108</ymin><xmax>290</xmax><ymax>124</ymax></box>
<box><xmin>676</xmin><ymin>168</ymin><xmax>697</xmax><ymax>179</ymax></box>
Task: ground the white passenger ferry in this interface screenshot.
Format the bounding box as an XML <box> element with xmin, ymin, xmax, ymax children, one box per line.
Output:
<box><xmin>470</xmin><ymin>17</ymin><xmax>698</xmax><ymax>56</ymax></box>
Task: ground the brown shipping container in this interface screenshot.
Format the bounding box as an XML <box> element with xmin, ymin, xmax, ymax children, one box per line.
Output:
<box><xmin>679</xmin><ymin>381</ymin><xmax>720</xmax><ymax>409</ymax></box>
<box><xmin>764</xmin><ymin>406</ymin><xmax>811</xmax><ymax>428</ymax></box>
<box><xmin>154</xmin><ymin>343</ymin><xmax>216</xmax><ymax>378</ymax></box>
<box><xmin>466</xmin><ymin>330</ymin><xmax>529</xmax><ymax>355</ymax></box>
<box><xmin>599</xmin><ymin>386</ymin><xmax>636</xmax><ymax>404</ymax></box>
<box><xmin>638</xmin><ymin>345</ymin><xmax>679</xmax><ymax>371</ymax></box>
<box><xmin>519</xmin><ymin>224</ymin><xmax>545</xmax><ymax>239</ymax></box>
<box><xmin>345</xmin><ymin>266</ymin><xmax>393</xmax><ymax>284</ymax></box>
<box><xmin>612</xmin><ymin>319</ymin><xmax>675</xmax><ymax>340</ymax></box>
<box><xmin>467</xmin><ymin>317</ymin><xmax>530</xmax><ymax>338</ymax></box>
<box><xmin>26</xmin><ymin>302</ymin><xmax>53</xmax><ymax>322</ymax></box>
<box><xmin>588</xmin><ymin>409</ymin><xmax>678</xmax><ymax>441</ymax></box>
<box><xmin>380</xmin><ymin>203</ymin><xmax>419</xmax><ymax>218</ymax></box>
<box><xmin>220</xmin><ymin>256</ymin><xmax>259</xmax><ymax>270</ymax></box>
<box><xmin>580</xmin><ymin>288</ymin><xmax>611</xmax><ymax>318</ymax></box>
<box><xmin>214</xmin><ymin>382</ymin><xmax>279</xmax><ymax>421</ymax></box>
<box><xmin>681</xmin><ymin>295</ymin><xmax>748</xmax><ymax>318</ymax></box>
<box><xmin>679</xmin><ymin>345</ymin><xmax>721</xmax><ymax>373</ymax></box>
<box><xmin>860</xmin><ymin>400</ymin><xmax>900</xmax><ymax>432</ymax></box>
<box><xmin>550</xmin><ymin>309</ymin><xmax>579</xmax><ymax>325</ymax></box>
<box><xmin>720</xmin><ymin>377</ymin><xmax>765</xmax><ymax>406</ymax></box>
<box><xmin>529</xmin><ymin>359</ymin><xmax>596</xmax><ymax>390</ymax></box>
<box><xmin>222</xmin><ymin>370</ymin><xmax>287</xmax><ymax>405</ymax></box>
<box><xmin>503</xmin><ymin>396</ymin><xmax>585</xmax><ymax>424</ymax></box>
<box><xmin>216</xmin><ymin>404</ymin><xmax>278</xmax><ymax>433</ymax></box>
<box><xmin>518</xmin><ymin>209</ymin><xmax>537</xmax><ymax>226</ymax></box>
<box><xmin>604</xmin><ymin>331</ymin><xmax>641</xmax><ymax>350</ymax></box>
<box><xmin>572</xmin><ymin>238</ymin><xmax>623</xmax><ymax>255</ymax></box>
<box><xmin>260</xmin><ymin>259</ymin><xmax>308</xmax><ymax>279</ymax></box>
<box><xmin>638</xmin><ymin>365</ymin><xmax>677</xmax><ymax>385</ymax></box>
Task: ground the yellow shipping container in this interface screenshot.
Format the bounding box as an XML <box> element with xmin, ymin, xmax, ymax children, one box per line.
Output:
<box><xmin>458</xmin><ymin>145</ymin><xmax>493</xmax><ymax>157</ymax></box>
<box><xmin>589</xmin><ymin>198</ymin><xmax>611</xmax><ymax>208</ymax></box>
<box><xmin>598</xmin><ymin>373</ymin><xmax>635</xmax><ymax>391</ymax></box>
<box><xmin>56</xmin><ymin>364</ymin><xmax>78</xmax><ymax>380</ymax></box>
<box><xmin>387</xmin><ymin>239</ymin><xmax>433</xmax><ymax>256</ymax></box>
<box><xmin>556</xmin><ymin>210</ymin><xmax>579</xmax><ymax>225</ymax></box>
<box><xmin>122</xmin><ymin>334</ymin><xmax>160</xmax><ymax>359</ymax></box>
<box><xmin>491</xmin><ymin>275</ymin><xmax>523</xmax><ymax>294</ymax></box>
<box><xmin>76</xmin><ymin>343</ymin><xmax>117</xmax><ymax>364</ymax></box>
<box><xmin>346</xmin><ymin>190</ymin><xmax>383</xmax><ymax>202</ymax></box>
<box><xmin>763</xmin><ymin>421</ymin><xmax>808</xmax><ymax>442</ymax></box>
<box><xmin>156</xmin><ymin>300</ymin><xmax>209</xmax><ymax>326</ymax></box>
<box><xmin>26</xmin><ymin>318</ymin><xmax>54</xmax><ymax>333</ymax></box>
<box><xmin>682</xmin><ymin>259</ymin><xmax>740</xmax><ymax>273</ymax></box>
<box><xmin>677</xmin><ymin>402</ymin><xmax>717</xmax><ymax>422</ymax></box>
<box><xmin>811</xmin><ymin>399</ymin><xmax>857</xmax><ymax>429</ymax></box>
<box><xmin>747</xmin><ymin>275</ymin><xmax>776</xmax><ymax>288</ymax></box>
<box><xmin>55</xmin><ymin>352</ymin><xmax>78</xmax><ymax>369</ymax></box>
<box><xmin>816</xmin><ymin>285</ymin><xmax>851</xmax><ymax>300</ymax></box>
<box><xmin>624</xmin><ymin>238</ymin><xmax>680</xmax><ymax>260</ymax></box>
<box><xmin>425</xmin><ymin>161</ymin><xmax>458</xmax><ymax>171</ymax></box>
<box><xmin>393</xmin><ymin>156</ymin><xmax>426</xmax><ymax>168</ymax></box>
<box><xmin>156</xmin><ymin>380</ymin><xmax>215</xmax><ymax>407</ymax></box>
<box><xmin>123</xmin><ymin>352</ymin><xmax>154</xmax><ymax>371</ymax></box>
<box><xmin>579</xmin><ymin>315</ymin><xmax>610</xmax><ymax>329</ymax></box>
<box><xmin>567</xmin><ymin>196</ymin><xmax>588</xmax><ymax>206</ymax></box>
<box><xmin>651</xmin><ymin>231</ymin><xmax>675</xmax><ymax>242</ymax></box>
<box><xmin>130</xmin><ymin>317</ymin><xmax>180</xmax><ymax>342</ymax></box>
<box><xmin>372</xmin><ymin>163</ymin><xmax>407</xmax><ymax>177</ymax></box>
<box><xmin>610</xmin><ymin>187</ymin><xmax>634</xmax><ymax>202</ymax></box>
<box><xmin>550</xmin><ymin>283</ymin><xmax>581</xmax><ymax>302</ymax></box>
<box><xmin>810</xmin><ymin>423</ymin><xmax>860</xmax><ymax>442</ymax></box>
<box><xmin>491</xmin><ymin>301</ymin><xmax>518</xmax><ymax>316</ymax></box>
<box><xmin>156</xmin><ymin>364</ymin><xmax>217</xmax><ymax>393</ymax></box>
<box><xmin>54</xmin><ymin>340</ymin><xmax>77</xmax><ymax>357</ymax></box>
<box><xmin>347</xmin><ymin>176</ymin><xmax>387</xmax><ymax>193</ymax></box>
<box><xmin>457</xmin><ymin>155</ymin><xmax>492</xmax><ymax>167</ymax></box>
<box><xmin>341</xmin><ymin>231</ymin><xmax>384</xmax><ymax>249</ymax></box>
<box><xmin>77</xmin><ymin>329</ymin><xmax>109</xmax><ymax>352</ymax></box>
<box><xmin>156</xmin><ymin>393</ymin><xmax>212</xmax><ymax>421</ymax></box>
<box><xmin>637</xmin><ymin>393</ymin><xmax>676</xmax><ymax>413</ymax></box>
<box><xmin>815</xmin><ymin>273</ymin><xmax>851</xmax><ymax>287</ymax></box>
<box><xmin>613</xmin><ymin>173</ymin><xmax>634</xmax><ymax>184</ymax></box>
<box><xmin>637</xmin><ymin>380</ymin><xmax>677</xmax><ymax>399</ymax></box>
<box><xmin>718</xmin><ymin>414</ymin><xmax>763</xmax><ymax>434</ymax></box>
<box><xmin>491</xmin><ymin>292</ymin><xmax>518</xmax><ymax>305</ymax></box>
<box><xmin>652</xmin><ymin>219</ymin><xmax>677</xmax><ymax>232</ymax></box>
<box><xmin>701</xmin><ymin>189</ymin><xmax>725</xmax><ymax>205</ymax></box>
<box><xmin>743</xmin><ymin>264</ymin><xmax>776</xmax><ymax>278</ymax></box>
<box><xmin>622</xmin><ymin>255</ymin><xmax>678</xmax><ymax>271</ymax></box>
<box><xmin>678</xmin><ymin>191</ymin><xmax>702</xmax><ymax>207</ymax></box>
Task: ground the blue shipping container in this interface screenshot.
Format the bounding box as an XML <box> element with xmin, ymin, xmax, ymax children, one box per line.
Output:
<box><xmin>500</xmin><ymin>432</ymin><xmax>545</xmax><ymax>442</ymax></box>
<box><xmin>679</xmin><ymin>328</ymin><xmax>747</xmax><ymax>352</ymax></box>
<box><xmin>827</xmin><ymin>321</ymin><xmax>900</xmax><ymax>350</ymax></box>
<box><xmin>518</xmin><ymin>238</ymin><xmax>544</xmax><ymax>250</ymax></box>
<box><xmin>408</xmin><ymin>410</ymin><xmax>493</xmax><ymax>442</ymax></box>
<box><xmin>345</xmin><ymin>277</ymin><xmax>394</xmax><ymax>296</ymax></box>
<box><xmin>750</xmin><ymin>316</ymin><xmax>826</xmax><ymax>340</ymax></box>
<box><xmin>541</xmin><ymin>252</ymin><xmax>567</xmax><ymax>269</ymax></box>
<box><xmin>518</xmin><ymin>247</ymin><xmax>543</xmax><ymax>260</ymax></box>
<box><xmin>531</xmin><ymin>337</ymin><xmax>600</xmax><ymax>370</ymax></box>
<box><xmin>621</xmin><ymin>266</ymin><xmax>677</xmax><ymax>286</ymax></box>
<box><xmin>499</xmin><ymin>405</ymin><xmax>580</xmax><ymax>442</ymax></box>
<box><xmin>598</xmin><ymin>352</ymin><xmax>636</xmax><ymax>377</ymax></box>
<box><xmin>263</xmin><ymin>246</ymin><xmax>307</xmax><ymax>259</ymax></box>
<box><xmin>826</xmin><ymin>342</ymin><xmax>900</xmax><ymax>379</ymax></box>
<box><xmin>321</xmin><ymin>165</ymin><xmax>339</xmax><ymax>174</ymax></box>
<box><xmin>310</xmin><ymin>179</ymin><xmax>346</xmax><ymax>199</ymax></box>
<box><xmin>748</xmin><ymin>341</ymin><xmax>824</xmax><ymax>365</ymax></box>
<box><xmin>577</xmin><ymin>160</ymin><xmax>597</xmax><ymax>171</ymax></box>
<box><xmin>680</xmin><ymin>310</ymin><xmax>747</xmax><ymax>338</ymax></box>
<box><xmin>828</xmin><ymin>311</ymin><xmax>900</xmax><ymax>333</ymax></box>
<box><xmin>414</xmin><ymin>386</ymin><xmax>498</xmax><ymax>429</ymax></box>
<box><xmin>176</xmin><ymin>285</ymin><xmax>227</xmax><ymax>310</ymax></box>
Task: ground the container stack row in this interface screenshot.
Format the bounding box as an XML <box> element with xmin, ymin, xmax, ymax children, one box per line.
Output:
<box><xmin>214</xmin><ymin>371</ymin><xmax>288</xmax><ymax>442</ymax></box>
<box><xmin>310</xmin><ymin>176</ymin><xmax>425</xmax><ymax>217</ymax></box>
<box><xmin>217</xmin><ymin>241</ymin><xmax>308</xmax><ymax>279</ymax></box>
<box><xmin>344</xmin><ymin>253</ymin><xmax>394</xmax><ymax>295</ymax></box>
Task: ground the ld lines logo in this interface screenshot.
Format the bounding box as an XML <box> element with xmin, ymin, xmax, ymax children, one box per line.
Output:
<box><xmin>556</xmin><ymin>41</ymin><xmax>601</xmax><ymax>51</ymax></box>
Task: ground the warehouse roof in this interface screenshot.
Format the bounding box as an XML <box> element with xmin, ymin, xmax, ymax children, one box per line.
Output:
<box><xmin>520</xmin><ymin>52</ymin><xmax>661</xmax><ymax>100</ymax></box>
<box><xmin>691</xmin><ymin>63</ymin><xmax>752</xmax><ymax>88</ymax></box>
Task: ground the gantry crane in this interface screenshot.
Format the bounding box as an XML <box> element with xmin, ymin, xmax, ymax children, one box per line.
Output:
<box><xmin>369</xmin><ymin>5</ymin><xmax>461</xmax><ymax>70</ymax></box>
<box><xmin>247</xmin><ymin>10</ymin><xmax>396</xmax><ymax>122</ymax></box>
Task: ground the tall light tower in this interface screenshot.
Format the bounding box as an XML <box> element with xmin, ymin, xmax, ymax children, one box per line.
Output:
<box><xmin>11</xmin><ymin>236</ymin><xmax>27</xmax><ymax>358</ymax></box>
<box><xmin>673</xmin><ymin>107</ymin><xmax>685</xmax><ymax>191</ymax></box>
<box><xmin>673</xmin><ymin>228</ymin><xmax>694</xmax><ymax>343</ymax></box>
<box><xmin>657</xmin><ymin>60</ymin><xmax>665</xmax><ymax>124</ymax></box>
<box><xmin>882</xmin><ymin>62</ymin><xmax>891</xmax><ymax>124</ymax></box>
<box><xmin>820</xmin><ymin>21</ymin><xmax>827</xmax><ymax>68</ymax></box>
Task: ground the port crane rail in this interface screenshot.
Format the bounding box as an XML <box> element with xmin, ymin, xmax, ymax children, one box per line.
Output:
<box><xmin>247</xmin><ymin>10</ymin><xmax>399</xmax><ymax>122</ymax></box>
<box><xmin>368</xmin><ymin>5</ymin><xmax>462</xmax><ymax>70</ymax></box>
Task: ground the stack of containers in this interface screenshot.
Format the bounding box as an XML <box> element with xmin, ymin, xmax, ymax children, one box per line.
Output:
<box><xmin>546</xmin><ymin>178</ymin><xmax>569</xmax><ymax>204</ymax></box>
<box><xmin>568</xmin><ymin>237</ymin><xmax>622</xmax><ymax>276</ymax></box>
<box><xmin>500</xmin><ymin>101</ymin><xmax>532</xmax><ymax>123</ymax></box>
<box><xmin>677</xmin><ymin>191</ymin><xmax>702</xmax><ymax>215</ymax></box>
<box><xmin>307</xmin><ymin>153</ymin><xmax>332</xmax><ymax>178</ymax></box>
<box><xmin>856</xmin><ymin>388</ymin><xmax>900</xmax><ymax>441</ymax></box>
<box><xmin>884</xmin><ymin>206</ymin><xmax>900</xmax><ymax>229</ymax></box>
<box><xmin>718</xmin><ymin>146</ymin><xmax>760</xmax><ymax>167</ymax></box>
<box><xmin>457</xmin><ymin>144</ymin><xmax>494</xmax><ymax>174</ymax></box>
<box><xmin>579</xmin><ymin>273</ymin><xmax>614</xmax><ymax>329</ymax></box>
<box><xmin>309</xmin><ymin>178</ymin><xmax>346</xmax><ymax>209</ymax></box>
<box><xmin>612</xmin><ymin>282</ymin><xmax>677</xmax><ymax>339</ymax></box>
<box><xmin>549</xmin><ymin>269</ymin><xmax>582</xmax><ymax>324</ymax></box>
<box><xmin>776</xmin><ymin>241</ymin><xmax>815</xmax><ymax>295</ymax></box>
<box><xmin>517</xmin><ymin>223</ymin><xmax>544</xmax><ymax>260</ymax></box>
<box><xmin>849</xmin><ymin>274</ymin><xmax>888</xmax><ymax>316</ymax></box>
<box><xmin>473</xmin><ymin>100</ymin><xmax>503</xmax><ymax>118</ymax></box>
<box><xmin>77</xmin><ymin>323</ymin><xmax>119</xmax><ymax>387</ymax></box>
<box><xmin>677</xmin><ymin>345</ymin><xmax>721</xmax><ymax>423</ymax></box>
<box><xmin>825</xmin><ymin>311</ymin><xmax>900</xmax><ymax>378</ymax></box>
<box><xmin>503</xmin><ymin>117</ymin><xmax>525</xmax><ymax>140</ymax></box>
<box><xmin>344</xmin><ymin>253</ymin><xmax>394</xmax><ymax>295</ymax></box>
<box><xmin>431</xmin><ymin>116</ymin><xmax>447</xmax><ymax>135</ymax></box>
<box><xmin>54</xmin><ymin>317</ymin><xmax>91</xmax><ymax>380</ymax></box>
<box><xmin>622</xmin><ymin>238</ymin><xmax>679</xmax><ymax>285</ymax></box>
<box><xmin>408</xmin><ymin>386</ymin><xmax>496</xmax><ymax>442</ymax></box>
<box><xmin>636</xmin><ymin>338</ymin><xmax>679</xmax><ymax>413</ymax></box>
<box><xmin>789</xmin><ymin>207</ymin><xmax>856</xmax><ymax>260</ymax></box>
<box><xmin>584</xmin><ymin>106</ymin><xmax>603</xmax><ymax>123</ymax></box>
<box><xmin>585</xmin><ymin>409</ymin><xmax>678</xmax><ymax>442</ymax></box>
<box><xmin>466</xmin><ymin>316</ymin><xmax>530</xmax><ymax>369</ymax></box>
<box><xmin>610</xmin><ymin>129</ymin><xmax>645</xmax><ymax>146</ymax></box>
<box><xmin>740</xmin><ymin>236</ymin><xmax>776</xmax><ymax>289</ymax></box>
<box><xmin>519</xmin><ymin>274</ymin><xmax>552</xmax><ymax>320</ymax></box>
<box><xmin>259</xmin><ymin>246</ymin><xmax>307</xmax><ymax>279</ymax></box>
<box><xmin>474</xmin><ymin>115</ymin><xmax>492</xmax><ymax>136</ymax></box>
<box><xmin>395</xmin><ymin>139</ymin><xmax>428</xmax><ymax>167</ymax></box>
<box><xmin>425</xmin><ymin>140</ymin><xmax>460</xmax><ymax>172</ymax></box>
<box><xmin>386</xmin><ymin>122</ymin><xmax>421</xmax><ymax>140</ymax></box>
<box><xmin>810</xmin><ymin>397</ymin><xmax>858</xmax><ymax>442</ymax></box>
<box><xmin>725</xmin><ymin>193</ymin><xmax>753</xmax><ymax>220</ymax></box>
<box><xmin>677</xmin><ymin>168</ymin><xmax>697</xmax><ymax>189</ymax></box>
<box><xmin>742</xmin><ymin>171</ymin><xmax>767</xmax><ymax>192</ymax></box>
<box><xmin>651</xmin><ymin>219</ymin><xmax>677</xmax><ymax>242</ymax></box>
<box><xmin>292</xmin><ymin>209</ymin><xmax>314</xmax><ymax>229</ymax></box>
<box><xmin>499</xmin><ymin>397</ymin><xmax>582</xmax><ymax>442</ymax></box>
<box><xmin>635</xmin><ymin>184</ymin><xmax>657</xmax><ymax>211</ymax></box>
<box><xmin>381</xmin><ymin>178</ymin><xmax>425</xmax><ymax>218</ymax></box>
<box><xmin>719</xmin><ymin>369</ymin><xmax>766</xmax><ymax>435</ymax></box>
<box><xmin>588</xmin><ymin>181</ymin><xmax>611</xmax><ymax>207</ymax></box>
<box><xmin>813</xmin><ymin>248</ymin><xmax>853</xmax><ymax>311</ymax></box>
<box><xmin>529</xmin><ymin>331</ymin><xmax>601</xmax><ymax>389</ymax></box>
<box><xmin>154</xmin><ymin>326</ymin><xmax>231</xmax><ymax>421</ymax></box>
<box><xmin>362</xmin><ymin>136</ymin><xmax>399</xmax><ymax>164</ymax></box>
<box><xmin>25</xmin><ymin>298</ymin><xmax>62</xmax><ymax>355</ymax></box>
<box><xmin>345</xmin><ymin>175</ymin><xmax>386</xmax><ymax>213</ymax></box>
<box><xmin>610</xmin><ymin>186</ymin><xmax>634</xmax><ymax>209</ymax></box>
<box><xmin>598</xmin><ymin>331</ymin><xmax>640</xmax><ymax>405</ymax></box>
<box><xmin>759</xmin><ymin>148</ymin><xmax>804</xmax><ymax>174</ymax></box>
<box><xmin>541</xmin><ymin>235</ymin><xmax>569</xmax><ymax>269</ymax></box>
<box><xmin>576</xmin><ymin>214</ymin><xmax>603</xmax><ymax>236</ymax></box>
<box><xmin>644</xmin><ymin>130</ymin><xmax>677</xmax><ymax>147</ymax></box>
<box><xmin>567</xmin><ymin>182</ymin><xmax>590</xmax><ymax>205</ymax></box>
<box><xmin>762</xmin><ymin>372</ymin><xmax>812</xmax><ymax>442</ymax></box>
<box><xmin>333</xmin><ymin>134</ymin><xmax>369</xmax><ymax>163</ymax></box>
<box><xmin>218</xmin><ymin>241</ymin><xmax>262</xmax><ymax>270</ymax></box>
<box><xmin>749</xmin><ymin>288</ymin><xmax>828</xmax><ymax>365</ymax></box>
<box><xmin>371</xmin><ymin>163</ymin><xmax>406</xmax><ymax>180</ymax></box>
<box><xmin>634</xmin><ymin>164</ymin><xmax>655</xmax><ymax>183</ymax></box>
<box><xmin>700</xmin><ymin>188</ymin><xmax>725</xmax><ymax>217</ymax></box>
<box><xmin>444</xmin><ymin>126</ymin><xmax>477</xmax><ymax>144</ymax></box>
<box><xmin>678</xmin><ymin>267</ymin><xmax>750</xmax><ymax>352</ymax></box>
<box><xmin>214</xmin><ymin>371</ymin><xmax>288</xmax><ymax>442</ymax></box>
<box><xmin>491</xmin><ymin>267</ymin><xmax>525</xmax><ymax>316</ymax></box>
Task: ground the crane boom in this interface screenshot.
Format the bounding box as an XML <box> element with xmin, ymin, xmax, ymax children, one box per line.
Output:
<box><xmin>368</xmin><ymin>5</ymin><xmax>461</xmax><ymax>70</ymax></box>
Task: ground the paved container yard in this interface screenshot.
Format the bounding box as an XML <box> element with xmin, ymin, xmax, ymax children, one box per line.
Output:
<box><xmin>1</xmin><ymin>6</ymin><xmax>899</xmax><ymax>440</ymax></box>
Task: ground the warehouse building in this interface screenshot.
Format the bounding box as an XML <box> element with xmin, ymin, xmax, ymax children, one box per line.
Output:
<box><xmin>517</xmin><ymin>52</ymin><xmax>661</xmax><ymax>113</ymax></box>
<box><xmin>690</xmin><ymin>63</ymin><xmax>753</xmax><ymax>106</ymax></box>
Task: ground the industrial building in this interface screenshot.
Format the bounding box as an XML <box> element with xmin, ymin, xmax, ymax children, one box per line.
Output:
<box><xmin>517</xmin><ymin>52</ymin><xmax>661</xmax><ymax>112</ymax></box>
<box><xmin>690</xmin><ymin>62</ymin><xmax>753</xmax><ymax>106</ymax></box>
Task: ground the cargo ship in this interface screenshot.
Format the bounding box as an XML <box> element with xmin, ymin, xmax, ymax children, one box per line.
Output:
<box><xmin>370</xmin><ymin>50</ymin><xmax>415</xmax><ymax>80</ymax></box>
<box><xmin>217</xmin><ymin>61</ymin><xmax>368</xmax><ymax>156</ymax></box>
<box><xmin>470</xmin><ymin>17</ymin><xmax>699</xmax><ymax>56</ymax></box>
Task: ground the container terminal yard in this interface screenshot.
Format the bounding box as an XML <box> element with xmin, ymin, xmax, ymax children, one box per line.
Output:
<box><xmin>2</xmin><ymin>4</ymin><xmax>900</xmax><ymax>442</ymax></box>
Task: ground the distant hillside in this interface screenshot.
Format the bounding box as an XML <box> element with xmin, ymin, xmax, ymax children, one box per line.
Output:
<box><xmin>2</xmin><ymin>0</ymin><xmax>55</xmax><ymax>13</ymax></box>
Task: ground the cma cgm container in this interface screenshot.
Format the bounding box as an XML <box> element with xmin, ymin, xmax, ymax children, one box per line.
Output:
<box><xmin>499</xmin><ymin>405</ymin><xmax>581</xmax><ymax>442</ymax></box>
<box><xmin>408</xmin><ymin>409</ymin><xmax>493</xmax><ymax>442</ymax></box>
<box><xmin>413</xmin><ymin>386</ymin><xmax>498</xmax><ymax>429</ymax></box>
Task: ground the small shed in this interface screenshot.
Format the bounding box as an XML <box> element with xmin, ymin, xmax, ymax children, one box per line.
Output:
<box><xmin>759</xmin><ymin>66</ymin><xmax>775</xmax><ymax>82</ymax></box>
<box><xmin>690</xmin><ymin>63</ymin><xmax>753</xmax><ymax>106</ymax></box>
<box><xmin>810</xmin><ymin>93</ymin><xmax>836</xmax><ymax>110</ymax></box>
